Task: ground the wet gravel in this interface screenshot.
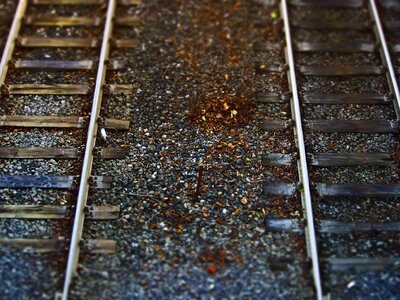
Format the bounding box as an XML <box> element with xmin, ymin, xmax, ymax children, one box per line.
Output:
<box><xmin>0</xmin><ymin>249</ymin><xmax>62</xmax><ymax>300</ymax></box>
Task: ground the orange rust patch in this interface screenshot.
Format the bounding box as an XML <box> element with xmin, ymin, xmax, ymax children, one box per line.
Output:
<box><xmin>188</xmin><ymin>93</ymin><xmax>255</xmax><ymax>132</ymax></box>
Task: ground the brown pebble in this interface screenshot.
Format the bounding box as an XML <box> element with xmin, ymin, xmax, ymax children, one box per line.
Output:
<box><xmin>207</xmin><ymin>265</ymin><xmax>217</xmax><ymax>274</ymax></box>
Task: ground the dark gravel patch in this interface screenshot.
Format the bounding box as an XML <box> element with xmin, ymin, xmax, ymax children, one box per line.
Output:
<box><xmin>329</xmin><ymin>262</ymin><xmax>400</xmax><ymax>300</ymax></box>
<box><xmin>315</xmin><ymin>197</ymin><xmax>400</xmax><ymax>222</ymax></box>
<box><xmin>290</xmin><ymin>6</ymin><xmax>369</xmax><ymax>23</ymax></box>
<box><xmin>0</xmin><ymin>94</ymin><xmax>92</xmax><ymax>115</ymax></box>
<box><xmin>0</xmin><ymin>249</ymin><xmax>63</xmax><ymax>300</ymax></box>
<box><xmin>298</xmin><ymin>76</ymin><xmax>389</xmax><ymax>95</ymax></box>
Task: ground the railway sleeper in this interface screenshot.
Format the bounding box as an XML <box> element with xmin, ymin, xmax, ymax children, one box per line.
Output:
<box><xmin>0</xmin><ymin>147</ymin><xmax>78</xmax><ymax>159</ymax></box>
<box><xmin>18</xmin><ymin>37</ymin><xmax>100</xmax><ymax>48</ymax></box>
<box><xmin>32</xmin><ymin>0</ymin><xmax>106</xmax><ymax>4</ymax></box>
<box><xmin>316</xmin><ymin>183</ymin><xmax>400</xmax><ymax>197</ymax></box>
<box><xmin>263</xmin><ymin>152</ymin><xmax>394</xmax><ymax>167</ymax></box>
<box><xmin>0</xmin><ymin>204</ymin><xmax>120</xmax><ymax>220</ymax></box>
<box><xmin>298</xmin><ymin>65</ymin><xmax>385</xmax><ymax>76</ymax></box>
<box><xmin>266</xmin><ymin>257</ymin><xmax>399</xmax><ymax>272</ymax></box>
<box><xmin>107</xmin><ymin>84</ymin><xmax>134</xmax><ymax>95</ymax></box>
<box><xmin>112</xmin><ymin>38</ymin><xmax>140</xmax><ymax>48</ymax></box>
<box><xmin>301</xmin><ymin>93</ymin><xmax>391</xmax><ymax>105</ymax></box>
<box><xmin>267</xmin><ymin>257</ymin><xmax>297</xmax><ymax>272</ymax></box>
<box><xmin>262</xmin><ymin>119</ymin><xmax>293</xmax><ymax>131</ymax></box>
<box><xmin>328</xmin><ymin>258</ymin><xmax>400</xmax><ymax>272</ymax></box>
<box><xmin>2</xmin><ymin>83</ymin><xmax>132</xmax><ymax>95</ymax></box>
<box><xmin>24</xmin><ymin>15</ymin><xmax>140</xmax><ymax>27</ymax></box>
<box><xmin>263</xmin><ymin>152</ymin><xmax>296</xmax><ymax>166</ymax></box>
<box><xmin>0</xmin><ymin>146</ymin><xmax>128</xmax><ymax>159</ymax></box>
<box><xmin>264</xmin><ymin>218</ymin><xmax>400</xmax><ymax>233</ymax></box>
<box><xmin>306</xmin><ymin>120</ymin><xmax>399</xmax><ymax>133</ymax></box>
<box><xmin>5</xmin><ymin>84</ymin><xmax>89</xmax><ymax>95</ymax></box>
<box><xmin>256</xmin><ymin>92</ymin><xmax>291</xmax><ymax>103</ymax></box>
<box><xmin>289</xmin><ymin>0</ymin><xmax>364</xmax><ymax>8</ymax></box>
<box><xmin>0</xmin><ymin>175</ymin><xmax>112</xmax><ymax>189</ymax></box>
<box><xmin>0</xmin><ymin>238</ymin><xmax>117</xmax><ymax>254</ymax></box>
<box><xmin>257</xmin><ymin>93</ymin><xmax>391</xmax><ymax>105</ymax></box>
<box><xmin>255</xmin><ymin>63</ymin><xmax>287</xmax><ymax>74</ymax></box>
<box><xmin>13</xmin><ymin>59</ymin><xmax>125</xmax><ymax>71</ymax></box>
<box><xmin>295</xmin><ymin>42</ymin><xmax>376</xmax><ymax>53</ymax></box>
<box><xmin>24</xmin><ymin>16</ymin><xmax>103</xmax><ymax>26</ymax></box>
<box><xmin>264</xmin><ymin>182</ymin><xmax>400</xmax><ymax>198</ymax></box>
<box><xmin>18</xmin><ymin>37</ymin><xmax>140</xmax><ymax>48</ymax></box>
<box><xmin>97</xmin><ymin>146</ymin><xmax>129</xmax><ymax>159</ymax></box>
<box><xmin>0</xmin><ymin>115</ymin><xmax>130</xmax><ymax>130</ymax></box>
<box><xmin>263</xmin><ymin>183</ymin><xmax>297</xmax><ymax>196</ymax></box>
<box><xmin>309</xmin><ymin>152</ymin><xmax>394</xmax><ymax>167</ymax></box>
<box><xmin>116</xmin><ymin>16</ymin><xmax>141</xmax><ymax>26</ymax></box>
<box><xmin>32</xmin><ymin>0</ymin><xmax>141</xmax><ymax>5</ymax></box>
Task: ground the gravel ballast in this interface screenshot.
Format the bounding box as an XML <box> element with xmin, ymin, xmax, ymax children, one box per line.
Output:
<box><xmin>71</xmin><ymin>0</ymin><xmax>314</xmax><ymax>298</ymax></box>
<box><xmin>0</xmin><ymin>0</ymin><xmax>399</xmax><ymax>299</ymax></box>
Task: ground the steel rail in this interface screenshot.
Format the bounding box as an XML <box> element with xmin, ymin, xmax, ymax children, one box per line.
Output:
<box><xmin>61</xmin><ymin>0</ymin><xmax>116</xmax><ymax>299</ymax></box>
<box><xmin>369</xmin><ymin>0</ymin><xmax>400</xmax><ymax>117</ymax></box>
<box><xmin>0</xmin><ymin>0</ymin><xmax>28</xmax><ymax>91</ymax></box>
<box><xmin>280</xmin><ymin>1</ymin><xmax>323</xmax><ymax>299</ymax></box>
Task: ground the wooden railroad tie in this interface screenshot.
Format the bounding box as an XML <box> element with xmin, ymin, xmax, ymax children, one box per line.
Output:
<box><xmin>0</xmin><ymin>115</ymin><xmax>130</xmax><ymax>130</ymax></box>
<box><xmin>3</xmin><ymin>83</ymin><xmax>133</xmax><ymax>95</ymax></box>
<box><xmin>18</xmin><ymin>37</ymin><xmax>141</xmax><ymax>49</ymax></box>
<box><xmin>0</xmin><ymin>238</ymin><xmax>117</xmax><ymax>254</ymax></box>
<box><xmin>0</xmin><ymin>175</ymin><xmax>112</xmax><ymax>189</ymax></box>
<box><xmin>14</xmin><ymin>59</ymin><xmax>125</xmax><ymax>71</ymax></box>
<box><xmin>264</xmin><ymin>218</ymin><xmax>400</xmax><ymax>234</ymax></box>
<box><xmin>0</xmin><ymin>147</ymin><xmax>128</xmax><ymax>159</ymax></box>
<box><xmin>263</xmin><ymin>152</ymin><xmax>395</xmax><ymax>167</ymax></box>
<box><xmin>32</xmin><ymin>0</ymin><xmax>142</xmax><ymax>4</ymax></box>
<box><xmin>0</xmin><ymin>205</ymin><xmax>120</xmax><ymax>220</ymax></box>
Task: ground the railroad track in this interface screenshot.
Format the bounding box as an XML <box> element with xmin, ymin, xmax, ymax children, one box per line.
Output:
<box><xmin>1</xmin><ymin>0</ymin><xmax>399</xmax><ymax>298</ymax></box>
<box><xmin>258</xmin><ymin>0</ymin><xmax>400</xmax><ymax>298</ymax></box>
<box><xmin>0</xmin><ymin>0</ymin><xmax>140</xmax><ymax>299</ymax></box>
